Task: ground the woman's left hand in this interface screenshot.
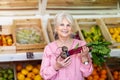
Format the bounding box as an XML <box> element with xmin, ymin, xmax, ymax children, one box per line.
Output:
<box><xmin>77</xmin><ymin>46</ymin><xmax>89</xmax><ymax>63</ymax></box>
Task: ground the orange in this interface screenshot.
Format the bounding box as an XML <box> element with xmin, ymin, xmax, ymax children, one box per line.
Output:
<box><xmin>100</xmin><ymin>69</ymin><xmax>107</xmax><ymax>75</ymax></box>
<box><xmin>113</xmin><ymin>75</ymin><xmax>118</xmax><ymax>80</ymax></box>
<box><xmin>27</xmin><ymin>72</ymin><xmax>35</xmax><ymax>79</ymax></box>
<box><xmin>93</xmin><ymin>74</ymin><xmax>99</xmax><ymax>80</ymax></box>
<box><xmin>26</xmin><ymin>64</ymin><xmax>33</xmax><ymax>72</ymax></box>
<box><xmin>113</xmin><ymin>71</ymin><xmax>119</xmax><ymax>76</ymax></box>
<box><xmin>87</xmin><ymin>75</ymin><xmax>93</xmax><ymax>80</ymax></box>
<box><xmin>24</xmin><ymin>77</ymin><xmax>31</xmax><ymax>80</ymax></box>
<box><xmin>16</xmin><ymin>64</ymin><xmax>23</xmax><ymax>72</ymax></box>
<box><xmin>17</xmin><ymin>73</ymin><xmax>25</xmax><ymax>80</ymax></box>
<box><xmin>101</xmin><ymin>74</ymin><xmax>107</xmax><ymax>79</ymax></box>
<box><xmin>21</xmin><ymin>68</ymin><xmax>29</xmax><ymax>75</ymax></box>
<box><xmin>99</xmin><ymin>78</ymin><xmax>106</xmax><ymax>80</ymax></box>
<box><xmin>34</xmin><ymin>74</ymin><xmax>42</xmax><ymax>80</ymax></box>
<box><xmin>92</xmin><ymin>69</ymin><xmax>97</xmax><ymax>76</ymax></box>
<box><xmin>32</xmin><ymin>67</ymin><xmax>39</xmax><ymax>75</ymax></box>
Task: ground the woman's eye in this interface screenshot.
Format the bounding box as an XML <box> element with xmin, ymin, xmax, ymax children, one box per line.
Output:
<box><xmin>60</xmin><ymin>24</ymin><xmax>64</xmax><ymax>26</ymax></box>
<box><xmin>66</xmin><ymin>24</ymin><xmax>71</xmax><ymax>27</ymax></box>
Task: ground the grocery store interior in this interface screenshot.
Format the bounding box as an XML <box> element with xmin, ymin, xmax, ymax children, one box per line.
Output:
<box><xmin>0</xmin><ymin>0</ymin><xmax>120</xmax><ymax>80</ymax></box>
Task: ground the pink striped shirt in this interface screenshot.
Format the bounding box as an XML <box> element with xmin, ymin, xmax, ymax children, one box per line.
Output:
<box><xmin>40</xmin><ymin>39</ymin><xmax>93</xmax><ymax>80</ymax></box>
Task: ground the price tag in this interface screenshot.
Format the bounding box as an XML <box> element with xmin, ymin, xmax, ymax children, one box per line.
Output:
<box><xmin>26</xmin><ymin>52</ymin><xmax>34</xmax><ymax>59</ymax></box>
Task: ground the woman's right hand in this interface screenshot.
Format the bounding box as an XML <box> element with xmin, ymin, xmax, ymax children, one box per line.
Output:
<box><xmin>54</xmin><ymin>56</ymin><xmax>71</xmax><ymax>71</ymax></box>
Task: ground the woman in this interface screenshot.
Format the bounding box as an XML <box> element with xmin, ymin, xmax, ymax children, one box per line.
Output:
<box><xmin>40</xmin><ymin>12</ymin><xmax>93</xmax><ymax>80</ymax></box>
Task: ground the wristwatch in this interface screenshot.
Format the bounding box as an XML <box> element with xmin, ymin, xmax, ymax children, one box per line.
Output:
<box><xmin>84</xmin><ymin>61</ymin><xmax>89</xmax><ymax>65</ymax></box>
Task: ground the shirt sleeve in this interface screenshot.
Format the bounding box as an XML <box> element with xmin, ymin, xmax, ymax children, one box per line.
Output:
<box><xmin>79</xmin><ymin>54</ymin><xmax>93</xmax><ymax>77</ymax></box>
<box><xmin>40</xmin><ymin>45</ymin><xmax>58</xmax><ymax>80</ymax></box>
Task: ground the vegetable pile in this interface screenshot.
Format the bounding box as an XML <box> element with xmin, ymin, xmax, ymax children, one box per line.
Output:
<box><xmin>87</xmin><ymin>41</ymin><xmax>112</xmax><ymax>66</ymax></box>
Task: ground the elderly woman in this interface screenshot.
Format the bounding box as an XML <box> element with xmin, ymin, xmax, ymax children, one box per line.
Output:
<box><xmin>40</xmin><ymin>12</ymin><xmax>93</xmax><ymax>80</ymax></box>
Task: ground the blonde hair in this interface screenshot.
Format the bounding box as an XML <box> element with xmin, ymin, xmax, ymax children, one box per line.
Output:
<box><xmin>54</xmin><ymin>12</ymin><xmax>75</xmax><ymax>28</ymax></box>
<box><xmin>54</xmin><ymin>12</ymin><xmax>75</xmax><ymax>39</ymax></box>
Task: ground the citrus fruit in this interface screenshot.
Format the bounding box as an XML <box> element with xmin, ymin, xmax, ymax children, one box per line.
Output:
<box><xmin>27</xmin><ymin>72</ymin><xmax>35</xmax><ymax>79</ymax></box>
<box><xmin>32</xmin><ymin>67</ymin><xmax>39</xmax><ymax>75</ymax></box>
<box><xmin>17</xmin><ymin>73</ymin><xmax>25</xmax><ymax>80</ymax></box>
<box><xmin>26</xmin><ymin>64</ymin><xmax>33</xmax><ymax>72</ymax></box>
<box><xmin>21</xmin><ymin>69</ymin><xmax>29</xmax><ymax>75</ymax></box>
<box><xmin>16</xmin><ymin>64</ymin><xmax>23</xmax><ymax>72</ymax></box>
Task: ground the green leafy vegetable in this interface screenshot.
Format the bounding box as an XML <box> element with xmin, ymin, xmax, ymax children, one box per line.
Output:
<box><xmin>87</xmin><ymin>41</ymin><xmax>112</xmax><ymax>66</ymax></box>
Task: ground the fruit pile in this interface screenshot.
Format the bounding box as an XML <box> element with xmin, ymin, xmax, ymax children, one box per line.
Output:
<box><xmin>86</xmin><ymin>64</ymin><xmax>108</xmax><ymax>80</ymax></box>
<box><xmin>112</xmin><ymin>70</ymin><xmax>120</xmax><ymax>80</ymax></box>
<box><xmin>16</xmin><ymin>27</ymin><xmax>43</xmax><ymax>44</ymax></box>
<box><xmin>106</xmin><ymin>57</ymin><xmax>120</xmax><ymax>80</ymax></box>
<box><xmin>0</xmin><ymin>35</ymin><xmax>13</xmax><ymax>46</ymax></box>
<box><xmin>0</xmin><ymin>66</ymin><xmax>14</xmax><ymax>80</ymax></box>
<box><xmin>108</xmin><ymin>27</ymin><xmax>120</xmax><ymax>42</ymax></box>
<box><xmin>16</xmin><ymin>63</ymin><xmax>42</xmax><ymax>80</ymax></box>
<box><xmin>81</xmin><ymin>25</ymin><xmax>105</xmax><ymax>43</ymax></box>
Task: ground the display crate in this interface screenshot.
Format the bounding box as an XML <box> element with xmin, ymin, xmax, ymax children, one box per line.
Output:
<box><xmin>12</xmin><ymin>18</ymin><xmax>47</xmax><ymax>52</ymax></box>
<box><xmin>47</xmin><ymin>19</ymin><xmax>55</xmax><ymax>42</ymax></box>
<box><xmin>15</xmin><ymin>60</ymin><xmax>42</xmax><ymax>80</ymax></box>
<box><xmin>47</xmin><ymin>0</ymin><xmax>117</xmax><ymax>9</ymax></box>
<box><xmin>75</xmin><ymin>18</ymin><xmax>111</xmax><ymax>43</ymax></box>
<box><xmin>0</xmin><ymin>25</ymin><xmax>16</xmax><ymax>54</ymax></box>
<box><xmin>106</xmin><ymin>57</ymin><xmax>120</xmax><ymax>80</ymax></box>
<box><xmin>0</xmin><ymin>0</ymin><xmax>38</xmax><ymax>10</ymax></box>
<box><xmin>0</xmin><ymin>63</ymin><xmax>16</xmax><ymax>80</ymax></box>
<box><xmin>103</xmin><ymin>17</ymin><xmax>120</xmax><ymax>47</ymax></box>
<box><xmin>85</xmin><ymin>63</ymin><xmax>113</xmax><ymax>80</ymax></box>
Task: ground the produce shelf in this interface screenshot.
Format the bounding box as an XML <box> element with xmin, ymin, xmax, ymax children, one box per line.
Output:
<box><xmin>0</xmin><ymin>49</ymin><xmax>119</xmax><ymax>62</ymax></box>
<box><xmin>0</xmin><ymin>52</ymin><xmax>43</xmax><ymax>62</ymax></box>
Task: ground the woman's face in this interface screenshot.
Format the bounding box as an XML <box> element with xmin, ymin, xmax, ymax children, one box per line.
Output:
<box><xmin>56</xmin><ymin>18</ymin><xmax>72</xmax><ymax>39</ymax></box>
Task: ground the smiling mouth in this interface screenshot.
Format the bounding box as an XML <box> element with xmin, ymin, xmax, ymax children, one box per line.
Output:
<box><xmin>61</xmin><ymin>30</ymin><xmax>69</xmax><ymax>33</ymax></box>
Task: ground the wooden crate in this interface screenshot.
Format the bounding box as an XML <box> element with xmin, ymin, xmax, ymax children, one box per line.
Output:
<box><xmin>12</xmin><ymin>19</ymin><xmax>47</xmax><ymax>52</ymax></box>
<box><xmin>75</xmin><ymin>18</ymin><xmax>111</xmax><ymax>42</ymax></box>
<box><xmin>0</xmin><ymin>0</ymin><xmax>38</xmax><ymax>10</ymax></box>
<box><xmin>0</xmin><ymin>25</ymin><xmax>16</xmax><ymax>54</ymax></box>
<box><xmin>105</xmin><ymin>57</ymin><xmax>120</xmax><ymax>80</ymax></box>
<box><xmin>85</xmin><ymin>63</ymin><xmax>113</xmax><ymax>80</ymax></box>
<box><xmin>15</xmin><ymin>60</ymin><xmax>43</xmax><ymax>80</ymax></box>
<box><xmin>47</xmin><ymin>0</ymin><xmax>117</xmax><ymax>7</ymax></box>
<box><xmin>47</xmin><ymin>19</ymin><xmax>55</xmax><ymax>42</ymax></box>
<box><xmin>0</xmin><ymin>62</ymin><xmax>16</xmax><ymax>80</ymax></box>
<box><xmin>102</xmin><ymin>17</ymin><xmax>120</xmax><ymax>47</ymax></box>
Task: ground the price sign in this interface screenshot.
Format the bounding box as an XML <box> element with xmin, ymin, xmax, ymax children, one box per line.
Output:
<box><xmin>26</xmin><ymin>52</ymin><xmax>34</xmax><ymax>59</ymax></box>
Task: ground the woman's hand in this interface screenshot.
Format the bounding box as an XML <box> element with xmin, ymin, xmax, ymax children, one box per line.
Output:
<box><xmin>54</xmin><ymin>56</ymin><xmax>71</xmax><ymax>71</ymax></box>
<box><xmin>77</xmin><ymin>46</ymin><xmax>90</xmax><ymax>64</ymax></box>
